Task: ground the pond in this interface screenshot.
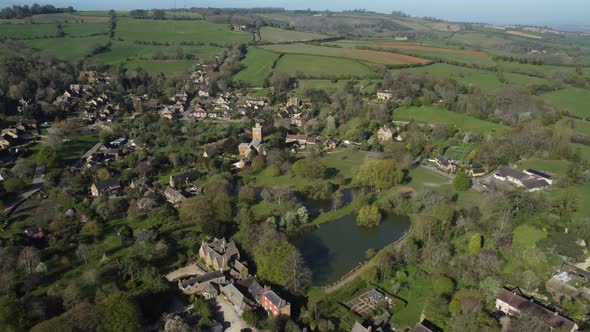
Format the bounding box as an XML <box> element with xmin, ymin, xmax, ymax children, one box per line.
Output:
<box><xmin>303</xmin><ymin>188</ymin><xmax>354</xmax><ymax>215</ymax></box>
<box><xmin>294</xmin><ymin>213</ymin><xmax>410</xmax><ymax>285</ymax></box>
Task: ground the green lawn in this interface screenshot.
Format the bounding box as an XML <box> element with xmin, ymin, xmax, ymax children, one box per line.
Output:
<box><xmin>393</xmin><ymin>106</ymin><xmax>507</xmax><ymax>135</ymax></box>
<box><xmin>24</xmin><ymin>35</ymin><xmax>109</xmax><ymax>62</ymax></box>
<box><xmin>542</xmin><ymin>87</ymin><xmax>590</xmax><ymax>119</ymax></box>
<box><xmin>275</xmin><ymin>54</ymin><xmax>377</xmax><ymax>79</ymax></box>
<box><xmin>503</xmin><ymin>224</ymin><xmax>550</xmax><ymax>275</ymax></box>
<box><xmin>58</xmin><ymin>131</ymin><xmax>100</xmax><ymax>162</ymax></box>
<box><xmin>513</xmin><ymin>224</ymin><xmax>548</xmax><ymax>248</ymax></box>
<box><xmin>116</xmin><ymin>18</ymin><xmax>251</xmax><ymax>45</ymax></box>
<box><xmin>390</xmin><ymin>265</ymin><xmax>433</xmax><ymax>329</ymax></box>
<box><xmin>233</xmin><ymin>47</ymin><xmax>280</xmax><ymax>86</ymax></box>
<box><xmin>252</xmin><ymin>167</ymin><xmax>314</xmax><ymax>191</ymax></box>
<box><xmin>406</xmin><ymin>167</ymin><xmax>452</xmax><ymax>192</ymax></box>
<box><xmin>516</xmin><ymin>158</ymin><xmax>570</xmax><ymax>178</ymax></box>
<box><xmin>321</xmin><ymin>150</ymin><xmax>369</xmax><ymax>179</ymax></box>
<box><xmin>443</xmin><ymin>142</ymin><xmax>479</xmax><ymax>161</ymax></box>
<box><xmin>250</xmin><ymin>149</ymin><xmax>369</xmax><ymax>190</ymax></box>
<box><xmin>259</xmin><ymin>27</ymin><xmax>328</xmax><ymax>43</ymax></box>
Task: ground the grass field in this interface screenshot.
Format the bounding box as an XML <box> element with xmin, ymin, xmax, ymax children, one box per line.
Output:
<box><xmin>86</xmin><ymin>41</ymin><xmax>223</xmax><ymax>67</ymax></box>
<box><xmin>233</xmin><ymin>47</ymin><xmax>280</xmax><ymax>86</ymax></box>
<box><xmin>393</xmin><ymin>106</ymin><xmax>507</xmax><ymax>135</ymax></box>
<box><xmin>390</xmin><ymin>63</ymin><xmax>548</xmax><ymax>94</ymax></box>
<box><xmin>259</xmin><ymin>27</ymin><xmax>328</xmax><ymax>43</ymax></box>
<box><xmin>0</xmin><ymin>13</ymin><xmax>109</xmax><ymax>24</ymax></box>
<box><xmin>321</xmin><ymin>150</ymin><xmax>369</xmax><ymax>179</ymax></box>
<box><xmin>516</xmin><ymin>158</ymin><xmax>570</xmax><ymax>177</ymax></box>
<box><xmin>260</xmin><ymin>44</ymin><xmax>429</xmax><ymax>65</ymax></box>
<box><xmin>495</xmin><ymin>60</ymin><xmax>585</xmax><ymax>79</ymax></box>
<box><xmin>565</xmin><ymin>118</ymin><xmax>590</xmax><ymax>137</ymax></box>
<box><xmin>406</xmin><ymin>167</ymin><xmax>451</xmax><ymax>192</ymax></box>
<box><xmin>572</xmin><ymin>143</ymin><xmax>590</xmax><ymax>161</ymax></box>
<box><xmin>327</xmin><ymin>40</ymin><xmax>495</xmax><ymax>66</ymax></box>
<box><xmin>275</xmin><ymin>54</ymin><xmax>377</xmax><ymax>78</ymax></box>
<box><xmin>542</xmin><ymin>87</ymin><xmax>590</xmax><ymax>118</ymax></box>
<box><xmin>116</xmin><ymin>18</ymin><xmax>251</xmax><ymax>45</ymax></box>
<box><xmin>448</xmin><ymin>31</ymin><xmax>512</xmax><ymax>50</ymax></box>
<box><xmin>0</xmin><ymin>22</ymin><xmax>108</xmax><ymax>39</ymax></box>
<box><xmin>24</xmin><ymin>35</ymin><xmax>109</xmax><ymax>62</ymax></box>
<box><xmin>332</xmin><ymin>40</ymin><xmax>487</xmax><ymax>56</ymax></box>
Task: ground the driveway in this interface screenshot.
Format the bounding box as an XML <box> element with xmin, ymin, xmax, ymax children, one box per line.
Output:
<box><xmin>210</xmin><ymin>296</ymin><xmax>249</xmax><ymax>332</ymax></box>
<box><xmin>165</xmin><ymin>263</ymin><xmax>205</xmax><ymax>282</ymax></box>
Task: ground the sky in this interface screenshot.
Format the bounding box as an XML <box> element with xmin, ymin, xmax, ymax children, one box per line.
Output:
<box><xmin>1</xmin><ymin>0</ymin><xmax>588</xmax><ymax>26</ymax></box>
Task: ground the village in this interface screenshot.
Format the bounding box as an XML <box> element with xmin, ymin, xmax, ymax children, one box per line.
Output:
<box><xmin>1</xmin><ymin>58</ymin><xmax>581</xmax><ymax>331</ymax></box>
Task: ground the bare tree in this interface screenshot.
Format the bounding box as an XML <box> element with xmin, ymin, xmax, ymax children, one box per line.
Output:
<box><xmin>285</xmin><ymin>250</ymin><xmax>312</xmax><ymax>294</ymax></box>
<box><xmin>76</xmin><ymin>244</ymin><xmax>90</xmax><ymax>265</ymax></box>
<box><xmin>17</xmin><ymin>247</ymin><xmax>40</xmax><ymax>276</ymax></box>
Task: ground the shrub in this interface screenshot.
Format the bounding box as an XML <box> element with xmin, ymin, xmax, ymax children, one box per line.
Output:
<box><xmin>357</xmin><ymin>204</ymin><xmax>381</xmax><ymax>227</ymax></box>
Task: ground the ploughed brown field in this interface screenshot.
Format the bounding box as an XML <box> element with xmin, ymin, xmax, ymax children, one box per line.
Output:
<box><xmin>505</xmin><ymin>30</ymin><xmax>543</xmax><ymax>39</ymax></box>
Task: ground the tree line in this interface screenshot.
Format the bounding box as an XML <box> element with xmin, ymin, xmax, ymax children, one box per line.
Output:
<box><xmin>0</xmin><ymin>4</ymin><xmax>74</xmax><ymax>19</ymax></box>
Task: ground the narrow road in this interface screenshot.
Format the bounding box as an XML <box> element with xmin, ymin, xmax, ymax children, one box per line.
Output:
<box><xmin>3</xmin><ymin>165</ymin><xmax>45</xmax><ymax>214</ymax></box>
<box><xmin>211</xmin><ymin>297</ymin><xmax>250</xmax><ymax>332</ymax></box>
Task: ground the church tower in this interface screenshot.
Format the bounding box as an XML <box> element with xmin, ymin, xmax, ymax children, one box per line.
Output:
<box><xmin>252</xmin><ymin>123</ymin><xmax>262</xmax><ymax>142</ymax></box>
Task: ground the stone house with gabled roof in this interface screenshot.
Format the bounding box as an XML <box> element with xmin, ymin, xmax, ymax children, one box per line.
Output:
<box><xmin>377</xmin><ymin>126</ymin><xmax>393</xmax><ymax>141</ymax></box>
<box><xmin>495</xmin><ymin>288</ymin><xmax>578</xmax><ymax>332</ymax></box>
<box><xmin>91</xmin><ymin>178</ymin><xmax>121</xmax><ymax>197</ymax></box>
<box><xmin>377</xmin><ymin>89</ymin><xmax>393</xmax><ymax>100</ymax></box>
<box><xmin>199</xmin><ymin>238</ymin><xmax>241</xmax><ymax>272</ymax></box>
<box><xmin>221</xmin><ymin>283</ymin><xmax>256</xmax><ymax>316</ymax></box>
<box><xmin>170</xmin><ymin>169</ymin><xmax>200</xmax><ymax>189</ymax></box>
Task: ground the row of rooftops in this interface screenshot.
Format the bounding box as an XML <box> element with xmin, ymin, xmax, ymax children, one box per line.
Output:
<box><xmin>495</xmin><ymin>165</ymin><xmax>552</xmax><ymax>191</ymax></box>
<box><xmin>496</xmin><ymin>288</ymin><xmax>578</xmax><ymax>331</ymax></box>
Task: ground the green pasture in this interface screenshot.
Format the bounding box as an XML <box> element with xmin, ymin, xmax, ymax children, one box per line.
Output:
<box><xmin>393</xmin><ymin>106</ymin><xmax>507</xmax><ymax>135</ymax></box>
<box><xmin>233</xmin><ymin>47</ymin><xmax>280</xmax><ymax>86</ymax></box>
<box><xmin>86</xmin><ymin>41</ymin><xmax>223</xmax><ymax>66</ymax></box>
<box><xmin>259</xmin><ymin>26</ymin><xmax>328</xmax><ymax>43</ymax></box>
<box><xmin>542</xmin><ymin>87</ymin><xmax>590</xmax><ymax>119</ymax></box>
<box><xmin>516</xmin><ymin>158</ymin><xmax>570</xmax><ymax>178</ymax></box>
<box><xmin>23</xmin><ymin>35</ymin><xmax>109</xmax><ymax>62</ymax></box>
<box><xmin>0</xmin><ymin>22</ymin><xmax>108</xmax><ymax>39</ymax></box>
<box><xmin>260</xmin><ymin>43</ymin><xmax>428</xmax><ymax>65</ymax></box>
<box><xmin>390</xmin><ymin>63</ymin><xmax>548</xmax><ymax>94</ymax></box>
<box><xmin>116</xmin><ymin>18</ymin><xmax>251</xmax><ymax>45</ymax></box>
<box><xmin>275</xmin><ymin>53</ymin><xmax>377</xmax><ymax>78</ymax></box>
